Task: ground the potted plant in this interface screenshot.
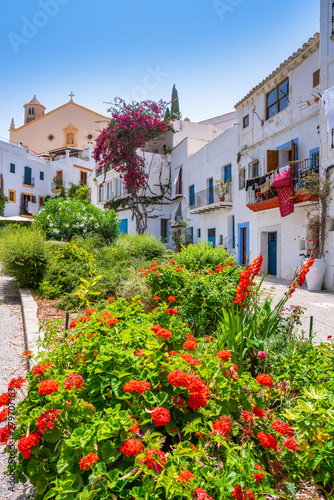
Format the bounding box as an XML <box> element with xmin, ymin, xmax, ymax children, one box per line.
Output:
<box><xmin>214</xmin><ymin>178</ymin><xmax>232</xmax><ymax>201</ymax></box>
<box><xmin>301</xmin><ymin>168</ymin><xmax>333</xmax><ymax>290</ymax></box>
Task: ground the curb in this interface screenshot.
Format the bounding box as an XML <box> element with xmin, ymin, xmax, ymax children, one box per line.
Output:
<box><xmin>19</xmin><ymin>288</ymin><xmax>44</xmax><ymax>369</ymax></box>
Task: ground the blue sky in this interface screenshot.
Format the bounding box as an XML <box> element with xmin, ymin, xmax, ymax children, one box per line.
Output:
<box><xmin>0</xmin><ymin>0</ymin><xmax>319</xmax><ymax>142</ymax></box>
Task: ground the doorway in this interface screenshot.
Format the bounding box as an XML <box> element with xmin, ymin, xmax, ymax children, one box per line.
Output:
<box><xmin>268</xmin><ymin>232</ymin><xmax>277</xmax><ymax>275</ymax></box>
<box><xmin>238</xmin><ymin>222</ymin><xmax>249</xmax><ymax>266</ymax></box>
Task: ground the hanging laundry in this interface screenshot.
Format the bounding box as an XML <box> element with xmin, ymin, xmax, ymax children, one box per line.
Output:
<box><xmin>322</xmin><ymin>87</ymin><xmax>334</xmax><ymax>132</ymax></box>
<box><xmin>260</xmin><ymin>178</ymin><xmax>270</xmax><ymax>193</ymax></box>
<box><xmin>271</xmin><ymin>168</ymin><xmax>294</xmax><ymax>217</ymax></box>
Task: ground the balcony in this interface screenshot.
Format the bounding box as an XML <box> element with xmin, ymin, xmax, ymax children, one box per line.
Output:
<box><xmin>22</xmin><ymin>176</ymin><xmax>35</xmax><ymax>187</ymax></box>
<box><xmin>246</xmin><ymin>159</ymin><xmax>318</xmax><ymax>212</ymax></box>
<box><xmin>51</xmin><ymin>180</ymin><xmax>65</xmax><ymax>192</ymax></box>
<box><xmin>189</xmin><ymin>184</ymin><xmax>232</xmax><ymax>214</ymax></box>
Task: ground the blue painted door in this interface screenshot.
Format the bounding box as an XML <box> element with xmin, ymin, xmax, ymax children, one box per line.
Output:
<box><xmin>208</xmin><ymin>228</ymin><xmax>216</xmax><ymax>247</ymax></box>
<box><xmin>208</xmin><ymin>178</ymin><xmax>214</xmax><ymax>204</ymax></box>
<box><xmin>189</xmin><ymin>226</ymin><xmax>193</xmax><ymax>244</ymax></box>
<box><xmin>268</xmin><ymin>232</ymin><xmax>277</xmax><ymax>275</ymax></box>
<box><xmin>119</xmin><ymin>218</ymin><xmax>128</xmax><ymax>234</ymax></box>
<box><xmin>238</xmin><ymin>222</ymin><xmax>249</xmax><ymax>266</ymax></box>
<box><xmin>224</xmin><ymin>164</ymin><xmax>232</xmax><ymax>182</ymax></box>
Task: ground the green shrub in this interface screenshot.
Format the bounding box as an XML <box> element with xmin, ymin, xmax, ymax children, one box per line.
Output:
<box><xmin>111</xmin><ymin>233</ymin><xmax>168</xmax><ymax>261</ymax></box>
<box><xmin>0</xmin><ymin>226</ymin><xmax>49</xmax><ymax>287</ymax></box>
<box><xmin>175</xmin><ymin>241</ymin><xmax>235</xmax><ymax>271</ymax></box>
<box><xmin>34</xmin><ymin>197</ymin><xmax>119</xmax><ymax>243</ymax></box>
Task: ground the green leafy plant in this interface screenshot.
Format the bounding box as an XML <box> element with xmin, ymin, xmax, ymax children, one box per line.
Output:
<box><xmin>72</xmin><ymin>268</ymin><xmax>103</xmax><ymax>308</ymax></box>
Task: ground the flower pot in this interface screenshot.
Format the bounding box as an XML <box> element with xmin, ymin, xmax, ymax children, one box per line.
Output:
<box><xmin>305</xmin><ymin>258</ymin><xmax>326</xmax><ymax>291</ymax></box>
<box><xmin>219</xmin><ymin>196</ymin><xmax>225</xmax><ymax>202</ymax></box>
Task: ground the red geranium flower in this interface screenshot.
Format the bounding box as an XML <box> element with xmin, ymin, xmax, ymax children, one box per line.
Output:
<box><xmin>38</xmin><ymin>380</ymin><xmax>59</xmax><ymax>396</ymax></box>
<box><xmin>134</xmin><ymin>349</ymin><xmax>146</xmax><ymax>357</ymax></box>
<box><xmin>166</xmin><ymin>308</ymin><xmax>178</xmax><ymax>315</ymax></box>
<box><xmin>64</xmin><ymin>374</ymin><xmax>85</xmax><ymax>390</ymax></box>
<box><xmin>85</xmin><ymin>308</ymin><xmax>95</xmax><ymax>315</ymax></box>
<box><xmin>79</xmin><ymin>452</ymin><xmax>99</xmax><ymax>470</ymax></box>
<box><xmin>252</xmin><ymin>405</ymin><xmax>265</xmax><ymax>418</ymax></box>
<box><xmin>178</xmin><ymin>469</ymin><xmax>195</xmax><ymax>483</ymax></box>
<box><xmin>32</xmin><ymin>362</ymin><xmax>52</xmax><ymax>377</ymax></box>
<box><xmin>0</xmin><ymin>425</ymin><xmax>13</xmax><ymax>444</ymax></box>
<box><xmin>0</xmin><ymin>393</ymin><xmax>10</xmax><ymax>407</ymax></box>
<box><xmin>79</xmin><ymin>316</ymin><xmax>90</xmax><ymax>323</ymax></box>
<box><xmin>194</xmin><ymin>488</ymin><xmax>213</xmax><ymax>500</ymax></box>
<box><xmin>257</xmin><ymin>432</ymin><xmax>277</xmax><ymax>450</ymax></box>
<box><xmin>186</xmin><ymin>375</ymin><xmax>206</xmax><ymax>393</ymax></box>
<box><xmin>69</xmin><ymin>320</ymin><xmax>78</xmax><ymax>328</ymax></box>
<box><xmin>212</xmin><ymin>416</ymin><xmax>232</xmax><ymax>436</ymax></box>
<box><xmin>168</xmin><ymin>296</ymin><xmax>176</xmax><ymax>302</ymax></box>
<box><xmin>272</xmin><ymin>420</ymin><xmax>294</xmax><ymax>437</ymax></box>
<box><xmin>283</xmin><ymin>437</ymin><xmax>298</xmax><ymax>451</ymax></box>
<box><xmin>0</xmin><ymin>408</ymin><xmax>9</xmax><ymax>423</ymax></box>
<box><xmin>120</xmin><ymin>438</ymin><xmax>143</xmax><ymax>457</ymax></box>
<box><xmin>139</xmin><ymin>448</ymin><xmax>166</xmax><ymax>471</ymax></box>
<box><xmin>216</xmin><ymin>350</ymin><xmax>232</xmax><ymax>361</ymax></box>
<box><xmin>241</xmin><ymin>410</ymin><xmax>254</xmax><ymax>423</ymax></box>
<box><xmin>168</xmin><ymin>369</ymin><xmax>189</xmax><ymax>388</ymax></box>
<box><xmin>256</xmin><ymin>374</ymin><xmax>273</xmax><ymax>387</ymax></box>
<box><xmin>188</xmin><ymin>391</ymin><xmax>208</xmax><ymax>409</ymax></box>
<box><xmin>37</xmin><ymin>409</ymin><xmax>60</xmax><ymax>434</ymax></box>
<box><xmin>232</xmin><ymin>485</ymin><xmax>255</xmax><ymax>500</ymax></box>
<box><xmin>106</xmin><ymin>317</ymin><xmax>120</xmax><ymax>326</ymax></box>
<box><xmin>151</xmin><ymin>407</ymin><xmax>171</xmax><ymax>427</ymax></box>
<box><xmin>8</xmin><ymin>377</ymin><xmax>26</xmax><ymax>390</ymax></box>
<box><xmin>18</xmin><ymin>431</ymin><xmax>41</xmax><ymax>459</ymax></box>
<box><xmin>253</xmin><ymin>463</ymin><xmax>265</xmax><ymax>482</ymax></box>
<box><xmin>107</xmin><ymin>296</ymin><xmax>115</xmax><ymax>301</ymax></box>
<box><xmin>180</xmin><ymin>353</ymin><xmax>201</xmax><ymax>366</ymax></box>
<box><xmin>153</xmin><ymin>296</ymin><xmax>161</xmax><ymax>300</ymax></box>
<box><xmin>156</xmin><ymin>328</ymin><xmax>173</xmax><ymax>340</ymax></box>
<box><xmin>124</xmin><ymin>380</ymin><xmax>151</xmax><ymax>394</ymax></box>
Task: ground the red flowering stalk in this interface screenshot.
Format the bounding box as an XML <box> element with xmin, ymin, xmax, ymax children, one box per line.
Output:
<box><xmin>64</xmin><ymin>374</ymin><xmax>85</xmax><ymax>391</ymax></box>
<box><xmin>18</xmin><ymin>431</ymin><xmax>41</xmax><ymax>459</ymax></box>
<box><xmin>178</xmin><ymin>469</ymin><xmax>195</xmax><ymax>483</ymax></box>
<box><xmin>283</xmin><ymin>437</ymin><xmax>298</xmax><ymax>451</ymax></box>
<box><xmin>212</xmin><ymin>415</ymin><xmax>232</xmax><ymax>436</ymax></box>
<box><xmin>120</xmin><ymin>438</ymin><xmax>143</xmax><ymax>457</ymax></box>
<box><xmin>79</xmin><ymin>452</ymin><xmax>99</xmax><ymax>470</ymax></box>
<box><xmin>32</xmin><ymin>362</ymin><xmax>52</xmax><ymax>377</ymax></box>
<box><xmin>37</xmin><ymin>409</ymin><xmax>60</xmax><ymax>434</ymax></box>
<box><xmin>139</xmin><ymin>448</ymin><xmax>166</xmax><ymax>471</ymax></box>
<box><xmin>38</xmin><ymin>380</ymin><xmax>59</xmax><ymax>396</ymax></box>
<box><xmin>194</xmin><ymin>488</ymin><xmax>213</xmax><ymax>500</ymax></box>
<box><xmin>124</xmin><ymin>380</ymin><xmax>151</xmax><ymax>395</ymax></box>
<box><xmin>85</xmin><ymin>308</ymin><xmax>95</xmax><ymax>315</ymax></box>
<box><xmin>100</xmin><ymin>311</ymin><xmax>113</xmax><ymax>319</ymax></box>
<box><xmin>287</xmin><ymin>257</ymin><xmax>315</xmax><ymax>297</ymax></box>
<box><xmin>257</xmin><ymin>432</ymin><xmax>277</xmax><ymax>450</ymax></box>
<box><xmin>151</xmin><ymin>407</ymin><xmax>171</xmax><ymax>427</ymax></box>
<box><xmin>234</xmin><ymin>254</ymin><xmax>264</xmax><ymax>308</ymax></box>
<box><xmin>256</xmin><ymin>374</ymin><xmax>273</xmax><ymax>388</ymax></box>
<box><xmin>8</xmin><ymin>377</ymin><xmax>26</xmax><ymax>390</ymax></box>
<box><xmin>216</xmin><ymin>350</ymin><xmax>232</xmax><ymax>361</ymax></box>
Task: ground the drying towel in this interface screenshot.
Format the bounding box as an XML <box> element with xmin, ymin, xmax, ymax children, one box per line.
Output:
<box><xmin>260</xmin><ymin>178</ymin><xmax>270</xmax><ymax>193</ymax></box>
<box><xmin>271</xmin><ymin>168</ymin><xmax>294</xmax><ymax>217</ymax></box>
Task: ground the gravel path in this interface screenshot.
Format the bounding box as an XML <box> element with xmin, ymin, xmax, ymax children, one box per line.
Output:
<box><xmin>0</xmin><ymin>272</ymin><xmax>33</xmax><ymax>500</ymax></box>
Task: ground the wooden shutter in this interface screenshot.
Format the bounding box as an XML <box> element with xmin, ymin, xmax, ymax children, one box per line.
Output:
<box><xmin>21</xmin><ymin>193</ymin><xmax>25</xmax><ymax>215</ymax></box>
<box><xmin>267</xmin><ymin>150</ymin><xmax>279</xmax><ymax>172</ymax></box>
<box><xmin>290</xmin><ymin>140</ymin><xmax>296</xmax><ymax>162</ymax></box>
<box><xmin>32</xmin><ymin>195</ymin><xmax>36</xmax><ymax>204</ymax></box>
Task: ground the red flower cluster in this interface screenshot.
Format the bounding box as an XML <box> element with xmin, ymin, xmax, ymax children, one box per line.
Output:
<box><xmin>8</xmin><ymin>377</ymin><xmax>26</xmax><ymax>390</ymax></box>
<box><xmin>106</xmin><ymin>317</ymin><xmax>120</xmax><ymax>326</ymax></box>
<box><xmin>38</xmin><ymin>380</ymin><xmax>59</xmax><ymax>396</ymax></box>
<box><xmin>194</xmin><ymin>488</ymin><xmax>213</xmax><ymax>500</ymax></box>
<box><xmin>37</xmin><ymin>409</ymin><xmax>60</xmax><ymax>434</ymax></box>
<box><xmin>234</xmin><ymin>255</ymin><xmax>264</xmax><ymax>308</ymax></box>
<box><xmin>79</xmin><ymin>452</ymin><xmax>99</xmax><ymax>470</ymax></box>
<box><xmin>168</xmin><ymin>295</ymin><xmax>176</xmax><ymax>302</ymax></box>
<box><xmin>252</xmin><ymin>406</ymin><xmax>265</xmax><ymax>418</ymax></box>
<box><xmin>166</xmin><ymin>308</ymin><xmax>178</xmax><ymax>315</ymax></box>
<box><xmin>134</xmin><ymin>349</ymin><xmax>146</xmax><ymax>357</ymax></box>
<box><xmin>0</xmin><ymin>408</ymin><xmax>9</xmax><ymax>423</ymax></box>
<box><xmin>69</xmin><ymin>320</ymin><xmax>78</xmax><ymax>328</ymax></box>
<box><xmin>288</xmin><ymin>257</ymin><xmax>315</xmax><ymax>297</ymax></box>
<box><xmin>216</xmin><ymin>350</ymin><xmax>232</xmax><ymax>361</ymax></box>
<box><xmin>178</xmin><ymin>469</ymin><xmax>195</xmax><ymax>483</ymax></box>
<box><xmin>139</xmin><ymin>448</ymin><xmax>166</xmax><ymax>471</ymax></box>
<box><xmin>0</xmin><ymin>393</ymin><xmax>10</xmax><ymax>407</ymax></box>
<box><xmin>172</xmin><ymin>396</ymin><xmax>187</xmax><ymax>411</ymax></box>
<box><xmin>169</xmin><ymin>350</ymin><xmax>179</xmax><ymax>357</ymax></box>
<box><xmin>180</xmin><ymin>353</ymin><xmax>201</xmax><ymax>366</ymax></box>
<box><xmin>79</xmin><ymin>316</ymin><xmax>90</xmax><ymax>323</ymax></box>
<box><xmin>64</xmin><ymin>374</ymin><xmax>85</xmax><ymax>390</ymax></box>
<box><xmin>127</xmin><ymin>415</ymin><xmax>140</xmax><ymax>434</ymax></box>
<box><xmin>32</xmin><ymin>362</ymin><xmax>52</xmax><ymax>377</ymax></box>
<box><xmin>283</xmin><ymin>437</ymin><xmax>298</xmax><ymax>451</ymax></box>
<box><xmin>168</xmin><ymin>370</ymin><xmax>189</xmax><ymax>388</ymax></box>
<box><xmin>188</xmin><ymin>391</ymin><xmax>208</xmax><ymax>410</ymax></box>
<box><xmin>212</xmin><ymin>415</ymin><xmax>232</xmax><ymax>436</ymax></box>
<box><xmin>253</xmin><ymin>463</ymin><xmax>265</xmax><ymax>482</ymax></box>
<box><xmin>271</xmin><ymin>420</ymin><xmax>294</xmax><ymax>437</ymax></box>
<box><xmin>156</xmin><ymin>327</ymin><xmax>173</xmax><ymax>340</ymax></box>
<box><xmin>100</xmin><ymin>311</ymin><xmax>113</xmax><ymax>319</ymax></box>
<box><xmin>257</xmin><ymin>432</ymin><xmax>277</xmax><ymax>450</ymax></box>
<box><xmin>151</xmin><ymin>407</ymin><xmax>170</xmax><ymax>427</ymax></box>
<box><xmin>241</xmin><ymin>411</ymin><xmax>254</xmax><ymax>423</ymax></box>
<box><xmin>183</xmin><ymin>333</ymin><xmax>198</xmax><ymax>351</ymax></box>
<box><xmin>256</xmin><ymin>374</ymin><xmax>273</xmax><ymax>388</ymax></box>
<box><xmin>18</xmin><ymin>431</ymin><xmax>41</xmax><ymax>459</ymax></box>
<box><xmin>22</xmin><ymin>350</ymin><xmax>33</xmax><ymax>357</ymax></box>
<box><xmin>186</xmin><ymin>375</ymin><xmax>206</xmax><ymax>393</ymax></box>
<box><xmin>107</xmin><ymin>296</ymin><xmax>115</xmax><ymax>301</ymax></box>
<box><xmin>85</xmin><ymin>308</ymin><xmax>95</xmax><ymax>315</ymax></box>
<box><xmin>232</xmin><ymin>485</ymin><xmax>256</xmax><ymax>500</ymax></box>
<box><xmin>0</xmin><ymin>425</ymin><xmax>12</xmax><ymax>444</ymax></box>
<box><xmin>120</xmin><ymin>438</ymin><xmax>143</xmax><ymax>457</ymax></box>
<box><xmin>124</xmin><ymin>380</ymin><xmax>151</xmax><ymax>394</ymax></box>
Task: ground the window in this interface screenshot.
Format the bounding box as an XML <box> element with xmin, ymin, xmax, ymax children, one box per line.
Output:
<box><xmin>332</xmin><ymin>3</ymin><xmax>334</xmax><ymax>36</ymax></box>
<box><xmin>55</xmin><ymin>170</ymin><xmax>63</xmax><ymax>188</ymax></box>
<box><xmin>80</xmin><ymin>171</ymin><xmax>88</xmax><ymax>185</ymax></box>
<box><xmin>223</xmin><ymin>164</ymin><xmax>232</xmax><ymax>182</ymax></box>
<box><xmin>208</xmin><ymin>177</ymin><xmax>214</xmax><ymax>204</ymax></box>
<box><xmin>313</xmin><ymin>69</ymin><xmax>320</xmax><ymax>88</ymax></box>
<box><xmin>40</xmin><ymin>171</ymin><xmax>44</xmax><ymax>181</ymax></box>
<box><xmin>239</xmin><ymin>168</ymin><xmax>246</xmax><ymax>189</ymax></box>
<box><xmin>248</xmin><ymin>160</ymin><xmax>259</xmax><ymax>178</ymax></box>
<box><xmin>243</xmin><ymin>115</ymin><xmax>249</xmax><ymax>128</ymax></box>
<box><xmin>266</xmin><ymin>150</ymin><xmax>279</xmax><ymax>172</ymax></box>
<box><xmin>189</xmin><ymin>184</ymin><xmax>195</xmax><ymax>206</ymax></box>
<box><xmin>23</xmin><ymin>166</ymin><xmax>34</xmax><ymax>186</ymax></box>
<box><xmin>197</xmin><ymin>228</ymin><xmax>201</xmax><ymax>238</ymax></box>
<box><xmin>106</xmin><ymin>181</ymin><xmax>113</xmax><ymax>200</ymax></box>
<box><xmin>98</xmin><ymin>185</ymin><xmax>104</xmax><ymax>203</ymax></box>
<box><xmin>48</xmin><ymin>134</ymin><xmax>54</xmax><ymax>141</ymax></box>
<box><xmin>266</xmin><ymin>78</ymin><xmax>289</xmax><ymax>119</ymax></box>
<box><xmin>188</xmin><ymin>227</ymin><xmax>194</xmax><ymax>244</ymax></box>
<box><xmin>312</xmin><ymin>151</ymin><xmax>320</xmax><ymax>169</ymax></box>
<box><xmin>38</xmin><ymin>196</ymin><xmax>45</xmax><ymax>207</ymax></box>
<box><xmin>8</xmin><ymin>190</ymin><xmax>16</xmax><ymax>203</ymax></box>
<box><xmin>10</xmin><ymin>163</ymin><xmax>15</xmax><ymax>173</ymax></box>
<box><xmin>87</xmin><ymin>134</ymin><xmax>93</xmax><ymax>140</ymax></box>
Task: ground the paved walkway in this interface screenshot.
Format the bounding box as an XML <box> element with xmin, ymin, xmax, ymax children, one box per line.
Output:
<box><xmin>0</xmin><ymin>273</ymin><xmax>32</xmax><ymax>500</ymax></box>
<box><xmin>262</xmin><ymin>276</ymin><xmax>334</xmax><ymax>343</ymax></box>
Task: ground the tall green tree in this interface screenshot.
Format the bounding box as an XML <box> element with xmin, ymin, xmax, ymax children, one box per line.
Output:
<box><xmin>164</xmin><ymin>107</ymin><xmax>171</xmax><ymax>120</ymax></box>
<box><xmin>171</xmin><ymin>84</ymin><xmax>181</xmax><ymax>119</ymax></box>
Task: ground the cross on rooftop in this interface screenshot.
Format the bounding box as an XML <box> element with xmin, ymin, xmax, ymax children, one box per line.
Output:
<box><xmin>69</xmin><ymin>92</ymin><xmax>75</xmax><ymax>101</ymax></box>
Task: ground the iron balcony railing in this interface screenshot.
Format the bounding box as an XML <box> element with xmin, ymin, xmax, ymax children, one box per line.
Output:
<box><xmin>246</xmin><ymin>159</ymin><xmax>317</xmax><ymax>205</ymax></box>
<box><xmin>22</xmin><ymin>176</ymin><xmax>35</xmax><ymax>186</ymax></box>
<box><xmin>189</xmin><ymin>184</ymin><xmax>232</xmax><ymax>209</ymax></box>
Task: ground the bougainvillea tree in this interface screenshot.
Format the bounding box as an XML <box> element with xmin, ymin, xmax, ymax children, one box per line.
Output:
<box><xmin>93</xmin><ymin>99</ymin><xmax>174</xmax><ymax>234</ymax></box>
